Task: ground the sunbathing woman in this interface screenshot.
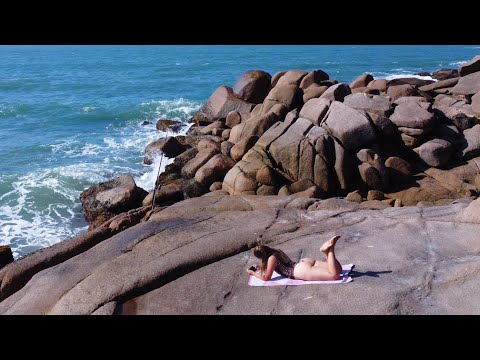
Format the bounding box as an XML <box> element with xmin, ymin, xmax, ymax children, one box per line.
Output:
<box><xmin>247</xmin><ymin>235</ymin><xmax>342</xmax><ymax>281</ymax></box>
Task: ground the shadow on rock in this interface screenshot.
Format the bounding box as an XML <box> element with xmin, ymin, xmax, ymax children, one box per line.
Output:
<box><xmin>350</xmin><ymin>269</ymin><xmax>392</xmax><ymax>278</ymax></box>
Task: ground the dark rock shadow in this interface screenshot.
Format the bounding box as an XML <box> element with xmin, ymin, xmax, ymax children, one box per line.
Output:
<box><xmin>349</xmin><ymin>270</ymin><xmax>392</xmax><ymax>278</ymax></box>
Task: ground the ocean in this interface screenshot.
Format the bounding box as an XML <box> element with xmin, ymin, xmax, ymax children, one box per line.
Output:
<box><xmin>0</xmin><ymin>45</ymin><xmax>479</xmax><ymax>258</ymax></box>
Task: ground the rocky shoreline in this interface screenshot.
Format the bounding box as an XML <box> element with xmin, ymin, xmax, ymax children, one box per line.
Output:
<box><xmin>1</xmin><ymin>55</ymin><xmax>480</xmax><ymax>314</ymax></box>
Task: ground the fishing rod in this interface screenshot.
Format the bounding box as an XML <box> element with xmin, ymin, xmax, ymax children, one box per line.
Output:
<box><xmin>151</xmin><ymin>129</ymin><xmax>169</xmax><ymax>210</ymax></box>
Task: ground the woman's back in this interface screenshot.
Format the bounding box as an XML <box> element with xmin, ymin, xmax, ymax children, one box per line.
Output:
<box><xmin>272</xmin><ymin>249</ymin><xmax>296</xmax><ymax>279</ymax></box>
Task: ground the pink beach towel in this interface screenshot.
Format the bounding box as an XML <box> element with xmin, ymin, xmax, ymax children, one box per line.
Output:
<box><xmin>248</xmin><ymin>264</ymin><xmax>354</xmax><ymax>286</ymax></box>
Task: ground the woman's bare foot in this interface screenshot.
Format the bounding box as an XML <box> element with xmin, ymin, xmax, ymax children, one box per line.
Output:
<box><xmin>320</xmin><ymin>235</ymin><xmax>341</xmax><ymax>255</ymax></box>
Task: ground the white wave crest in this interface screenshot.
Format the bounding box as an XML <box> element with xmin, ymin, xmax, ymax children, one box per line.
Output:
<box><xmin>449</xmin><ymin>60</ymin><xmax>467</xmax><ymax>66</ymax></box>
<box><xmin>139</xmin><ymin>98</ymin><xmax>201</xmax><ymax>121</ymax></box>
<box><xmin>1</xmin><ymin>98</ymin><xmax>198</xmax><ymax>258</ymax></box>
<box><xmin>134</xmin><ymin>154</ymin><xmax>175</xmax><ymax>191</ymax></box>
<box><xmin>373</xmin><ymin>73</ymin><xmax>437</xmax><ymax>82</ymax></box>
<box><xmin>82</xmin><ymin>106</ymin><xmax>97</xmax><ymax>112</ymax></box>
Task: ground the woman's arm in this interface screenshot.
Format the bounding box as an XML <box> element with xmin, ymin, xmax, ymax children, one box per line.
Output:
<box><xmin>246</xmin><ymin>256</ymin><xmax>277</xmax><ymax>281</ymax></box>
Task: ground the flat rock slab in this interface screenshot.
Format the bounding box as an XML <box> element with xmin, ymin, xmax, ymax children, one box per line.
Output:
<box><xmin>1</xmin><ymin>193</ymin><xmax>480</xmax><ymax>315</ymax></box>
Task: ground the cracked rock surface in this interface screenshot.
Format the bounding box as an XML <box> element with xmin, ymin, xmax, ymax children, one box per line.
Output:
<box><xmin>1</xmin><ymin>193</ymin><xmax>479</xmax><ymax>314</ymax></box>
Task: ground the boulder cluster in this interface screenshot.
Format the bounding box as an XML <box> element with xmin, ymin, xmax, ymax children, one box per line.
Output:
<box><xmin>80</xmin><ymin>56</ymin><xmax>480</xmax><ymax>229</ymax></box>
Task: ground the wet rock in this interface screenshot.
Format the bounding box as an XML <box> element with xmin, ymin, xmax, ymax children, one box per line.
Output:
<box><xmin>144</xmin><ymin>136</ymin><xmax>187</xmax><ymax>165</ymax></box>
<box><xmin>0</xmin><ymin>246</ymin><xmax>14</xmax><ymax>270</ymax></box>
<box><xmin>156</xmin><ymin>119</ymin><xmax>184</xmax><ymax>132</ymax></box>
<box><xmin>432</xmin><ymin>69</ymin><xmax>458</xmax><ymax>81</ymax></box>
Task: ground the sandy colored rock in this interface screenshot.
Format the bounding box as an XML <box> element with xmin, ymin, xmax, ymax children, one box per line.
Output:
<box><xmin>276</xmin><ymin>70</ymin><xmax>308</xmax><ymax>87</ymax></box>
<box><xmin>190</xmin><ymin>85</ymin><xmax>254</xmax><ymax>124</ymax></box>
<box><xmin>195</xmin><ymin>154</ymin><xmax>236</xmax><ymax>186</ymax></box>
<box><xmin>367</xmin><ymin>79</ymin><xmax>388</xmax><ymax>92</ymax></box>
<box><xmin>346</xmin><ymin>190</ymin><xmax>363</xmax><ymax>203</ymax></box>
<box><xmin>209</xmin><ymin>182</ymin><xmax>223</xmax><ymax>192</ymax></box>
<box><xmin>299</xmin><ymin>69</ymin><xmax>329</xmax><ymax>90</ymax></box>
<box><xmin>386</xmin><ymin>84</ymin><xmax>420</xmax><ymax>101</ymax></box>
<box><xmin>302</xmin><ymin>85</ymin><xmax>328</xmax><ymax>102</ymax></box>
<box><xmin>350</xmin><ymin>74</ymin><xmax>374</xmax><ymax>89</ymax></box>
<box><xmin>181</xmin><ymin>148</ymin><xmax>219</xmax><ymax>178</ymax></box>
<box><xmin>233</xmin><ymin>70</ymin><xmax>271</xmax><ymax>104</ymax></box>
<box><xmin>271</xmin><ymin>71</ymin><xmax>287</xmax><ymax>88</ymax></box>
<box><xmin>367</xmin><ymin>190</ymin><xmax>384</xmax><ymax>201</ymax></box>
<box><xmin>230</xmin><ymin>136</ymin><xmax>259</xmax><ymax>162</ymax></box>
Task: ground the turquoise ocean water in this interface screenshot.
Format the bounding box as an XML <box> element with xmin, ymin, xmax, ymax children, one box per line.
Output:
<box><xmin>0</xmin><ymin>45</ymin><xmax>479</xmax><ymax>258</ymax></box>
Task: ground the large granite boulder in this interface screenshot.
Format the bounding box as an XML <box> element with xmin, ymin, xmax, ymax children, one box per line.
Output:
<box><xmin>390</xmin><ymin>102</ymin><xmax>435</xmax><ymax>131</ymax></box>
<box><xmin>269</xmin><ymin>118</ymin><xmax>313</xmax><ymax>182</ymax></box>
<box><xmin>191</xmin><ymin>86</ymin><xmax>255</xmax><ymax>124</ymax></box>
<box><xmin>276</xmin><ymin>70</ymin><xmax>308</xmax><ymax>87</ymax></box>
<box><xmin>262</xmin><ymin>85</ymin><xmax>302</xmax><ymax>114</ymax></box>
<box><xmin>321</xmin><ymin>101</ymin><xmax>377</xmax><ymax>150</ymax></box>
<box><xmin>350</xmin><ymin>74</ymin><xmax>373</xmax><ymax>89</ymax></box>
<box><xmin>80</xmin><ymin>174</ymin><xmax>148</xmax><ymax>229</ymax></box>
<box><xmin>229</xmin><ymin>112</ymin><xmax>279</xmax><ymax>144</ymax></box>
<box><xmin>181</xmin><ymin>148</ymin><xmax>219</xmax><ymax>178</ymax></box>
<box><xmin>195</xmin><ymin>154</ymin><xmax>236</xmax><ymax>187</ymax></box>
<box><xmin>343</xmin><ymin>93</ymin><xmax>392</xmax><ymax>116</ymax></box>
<box><xmin>451</xmin><ymin>72</ymin><xmax>480</xmax><ymax>95</ymax></box>
<box><xmin>386</xmin><ymin>84</ymin><xmax>420</xmax><ymax>101</ymax></box>
<box><xmin>433</xmin><ymin>104</ymin><xmax>478</xmax><ymax>132</ymax></box>
<box><xmin>299</xmin><ymin>69</ymin><xmax>329</xmax><ymax>90</ymax></box>
<box><xmin>233</xmin><ymin>70</ymin><xmax>272</xmax><ymax>104</ymax></box>
<box><xmin>458</xmin><ymin>55</ymin><xmax>480</xmax><ymax>77</ymax></box>
<box><xmin>417</xmin><ymin>139</ymin><xmax>454</xmax><ymax>168</ymax></box>
<box><xmin>299</xmin><ymin>98</ymin><xmax>331</xmax><ymax>126</ymax></box>
<box><xmin>230</xmin><ymin>135</ymin><xmax>259</xmax><ymax>162</ymax></box>
<box><xmin>367</xmin><ymin>79</ymin><xmax>388</xmax><ymax>92</ymax></box>
<box><xmin>320</xmin><ymin>83</ymin><xmax>351</xmax><ymax>102</ymax></box>
<box><xmin>302</xmin><ymin>85</ymin><xmax>329</xmax><ymax>103</ymax></box>
<box><xmin>271</xmin><ymin>71</ymin><xmax>287</xmax><ymax>87</ymax></box>
<box><xmin>419</xmin><ymin>78</ymin><xmax>459</xmax><ymax>92</ymax></box>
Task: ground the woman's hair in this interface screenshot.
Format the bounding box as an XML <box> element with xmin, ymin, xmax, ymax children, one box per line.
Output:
<box><xmin>253</xmin><ymin>245</ymin><xmax>291</xmax><ymax>273</ymax></box>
